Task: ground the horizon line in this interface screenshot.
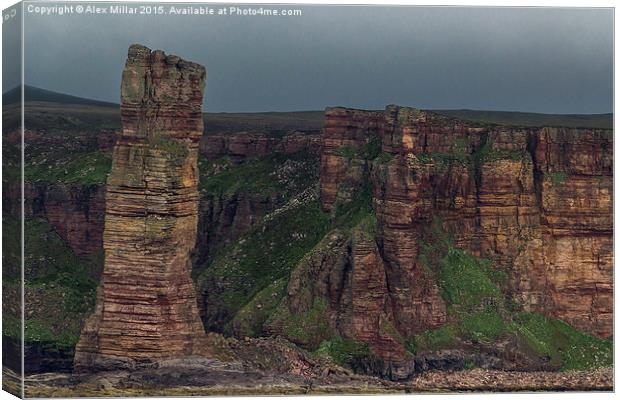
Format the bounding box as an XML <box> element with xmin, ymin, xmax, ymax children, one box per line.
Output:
<box><xmin>3</xmin><ymin>84</ymin><xmax>613</xmax><ymax>116</ymax></box>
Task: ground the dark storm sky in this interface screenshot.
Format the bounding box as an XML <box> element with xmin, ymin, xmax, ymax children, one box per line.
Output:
<box><xmin>12</xmin><ymin>4</ymin><xmax>614</xmax><ymax>113</ymax></box>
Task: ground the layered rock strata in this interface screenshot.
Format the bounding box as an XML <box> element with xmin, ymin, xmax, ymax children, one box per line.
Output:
<box><xmin>319</xmin><ymin>107</ymin><xmax>382</xmax><ymax>212</ymax></box>
<box><xmin>200</xmin><ymin>131</ymin><xmax>321</xmax><ymax>162</ymax></box>
<box><xmin>285</xmin><ymin>104</ymin><xmax>613</xmax><ymax>377</ymax></box>
<box><xmin>74</xmin><ymin>45</ymin><xmax>208</xmax><ymax>371</ymax></box>
<box><xmin>371</xmin><ymin>107</ymin><xmax>613</xmax><ymax>339</ymax></box>
<box><xmin>535</xmin><ymin>127</ymin><xmax>613</xmax><ymax>337</ymax></box>
<box><xmin>23</xmin><ymin>183</ymin><xmax>105</xmax><ymax>256</ymax></box>
<box><xmin>372</xmin><ymin>107</ymin><xmax>542</xmax><ymax>335</ymax></box>
<box><xmin>266</xmin><ymin>225</ymin><xmax>414</xmax><ymax>379</ymax></box>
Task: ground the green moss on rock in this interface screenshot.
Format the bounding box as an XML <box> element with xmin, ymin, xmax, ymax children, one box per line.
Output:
<box><xmin>461</xmin><ymin>307</ymin><xmax>505</xmax><ymax>342</ymax></box>
<box><xmin>334</xmin><ymin>145</ymin><xmax>357</xmax><ymax>161</ymax></box>
<box><xmin>414</xmin><ymin>219</ymin><xmax>612</xmax><ymax>371</ymax></box>
<box><xmin>508</xmin><ymin>313</ymin><xmax>612</xmax><ymax>371</ymax></box>
<box><xmin>150</xmin><ymin>133</ymin><xmax>189</xmax><ymax>158</ymax></box>
<box><xmin>229</xmin><ymin>278</ymin><xmax>288</xmax><ymax>338</ymax></box>
<box><xmin>374</xmin><ymin>152</ymin><xmax>394</xmax><ymax>165</ymax></box>
<box><xmin>406</xmin><ymin>323</ymin><xmax>458</xmax><ymax>354</ymax></box>
<box><xmin>269</xmin><ymin>297</ymin><xmax>334</xmax><ymax>349</ymax></box>
<box><xmin>436</xmin><ymin>247</ymin><xmax>502</xmax><ymax>313</ymax></box>
<box><xmin>545</xmin><ymin>171</ymin><xmax>569</xmax><ymax>187</ymax></box>
<box><xmin>25</xmin><ymin>151</ymin><xmax>111</xmax><ymax>185</ymax></box>
<box><xmin>315</xmin><ymin>336</ymin><xmax>370</xmax><ymax>367</ymax></box>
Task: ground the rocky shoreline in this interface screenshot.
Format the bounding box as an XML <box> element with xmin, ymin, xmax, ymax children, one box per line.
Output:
<box><xmin>9</xmin><ymin>366</ymin><xmax>612</xmax><ymax>397</ymax></box>
<box><xmin>410</xmin><ymin>368</ymin><xmax>613</xmax><ymax>392</ymax></box>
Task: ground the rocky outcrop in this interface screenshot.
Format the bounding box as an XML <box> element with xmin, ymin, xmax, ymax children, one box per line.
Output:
<box><xmin>330</xmin><ymin>106</ymin><xmax>612</xmax><ymax>336</ymax></box>
<box><xmin>74</xmin><ymin>44</ymin><xmax>208</xmax><ymax>371</ymax></box>
<box><xmin>280</xmin><ymin>132</ymin><xmax>322</xmax><ymax>154</ymax></box>
<box><xmin>22</xmin><ymin>183</ymin><xmax>105</xmax><ymax>256</ymax></box>
<box><xmin>319</xmin><ymin>107</ymin><xmax>382</xmax><ymax>212</ymax></box>
<box><xmin>304</xmin><ymin>105</ymin><xmax>612</xmax><ymax>377</ymax></box>
<box><xmin>372</xmin><ymin>108</ymin><xmax>613</xmax><ymax>339</ymax></box>
<box><xmin>266</xmin><ymin>223</ymin><xmax>414</xmax><ymax>380</ymax></box>
<box><xmin>195</xmin><ymin>192</ymin><xmax>281</xmax><ymax>265</ymax></box>
<box><xmin>200</xmin><ymin>131</ymin><xmax>321</xmax><ymax>162</ymax></box>
<box><xmin>534</xmin><ymin>127</ymin><xmax>613</xmax><ymax>338</ymax></box>
<box><xmin>375</xmin><ymin>108</ymin><xmax>547</xmax><ymax>334</ymax></box>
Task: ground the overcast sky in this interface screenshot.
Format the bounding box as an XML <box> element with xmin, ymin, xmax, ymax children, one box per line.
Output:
<box><xmin>7</xmin><ymin>4</ymin><xmax>614</xmax><ymax>113</ymax></box>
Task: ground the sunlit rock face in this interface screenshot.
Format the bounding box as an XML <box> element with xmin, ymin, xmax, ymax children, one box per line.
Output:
<box><xmin>373</xmin><ymin>111</ymin><xmax>613</xmax><ymax>340</ymax></box>
<box><xmin>307</xmin><ymin>105</ymin><xmax>612</xmax><ymax>377</ymax></box>
<box><xmin>74</xmin><ymin>44</ymin><xmax>208</xmax><ymax>371</ymax></box>
<box><xmin>534</xmin><ymin>127</ymin><xmax>613</xmax><ymax>338</ymax></box>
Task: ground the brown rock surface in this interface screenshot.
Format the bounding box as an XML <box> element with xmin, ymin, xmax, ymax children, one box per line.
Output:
<box><xmin>200</xmin><ymin>130</ymin><xmax>321</xmax><ymax>162</ymax></box>
<box><xmin>409</xmin><ymin>368</ymin><xmax>613</xmax><ymax>392</ymax></box>
<box><xmin>24</xmin><ymin>183</ymin><xmax>105</xmax><ymax>256</ymax></box>
<box><xmin>17</xmin><ymin>363</ymin><xmax>613</xmax><ymax>397</ymax></box>
<box><xmin>319</xmin><ymin>107</ymin><xmax>382</xmax><ymax>211</ymax></box>
<box><xmin>200</xmin><ymin>132</ymin><xmax>278</xmax><ymax>161</ymax></box>
<box><xmin>534</xmin><ymin>127</ymin><xmax>613</xmax><ymax>338</ymax></box>
<box><xmin>97</xmin><ymin>129</ymin><xmax>119</xmax><ymax>151</ymax></box>
<box><xmin>309</xmin><ymin>104</ymin><xmax>612</xmax><ymax>374</ymax></box>
<box><xmin>266</xmin><ymin>225</ymin><xmax>414</xmax><ymax>379</ymax></box>
<box><xmin>377</xmin><ymin>107</ymin><xmax>613</xmax><ymax>339</ymax></box>
<box><xmin>74</xmin><ymin>44</ymin><xmax>208</xmax><ymax>371</ymax></box>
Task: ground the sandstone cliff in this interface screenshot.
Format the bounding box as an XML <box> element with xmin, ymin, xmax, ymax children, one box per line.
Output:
<box><xmin>320</xmin><ymin>105</ymin><xmax>612</xmax><ymax>336</ymax></box>
<box><xmin>74</xmin><ymin>45</ymin><xmax>208</xmax><ymax>371</ymax></box>
<box><xmin>11</xmin><ymin>84</ymin><xmax>612</xmax><ymax>379</ymax></box>
<box><xmin>319</xmin><ymin>107</ymin><xmax>383</xmax><ymax>212</ymax></box>
<box><xmin>22</xmin><ymin>183</ymin><xmax>105</xmax><ymax>257</ymax></box>
<box><xmin>269</xmin><ymin>104</ymin><xmax>612</xmax><ymax>378</ymax></box>
<box><xmin>200</xmin><ymin>130</ymin><xmax>321</xmax><ymax>162</ymax></box>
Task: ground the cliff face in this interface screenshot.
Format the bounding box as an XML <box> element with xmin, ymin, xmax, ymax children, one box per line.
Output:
<box><xmin>371</xmin><ymin>109</ymin><xmax>613</xmax><ymax>339</ymax></box>
<box><xmin>319</xmin><ymin>107</ymin><xmax>383</xmax><ymax>212</ymax></box>
<box><xmin>74</xmin><ymin>45</ymin><xmax>208</xmax><ymax>371</ymax></box>
<box><xmin>265</xmin><ymin>222</ymin><xmax>414</xmax><ymax>379</ymax></box>
<box><xmin>200</xmin><ymin>131</ymin><xmax>321</xmax><ymax>162</ymax></box>
<box><xmin>14</xmin><ymin>82</ymin><xmax>611</xmax><ymax>378</ymax></box>
<box><xmin>534</xmin><ymin>128</ymin><xmax>613</xmax><ymax>337</ymax></box>
<box><xmin>273</xmin><ymin>105</ymin><xmax>612</xmax><ymax>377</ymax></box>
<box><xmin>373</xmin><ymin>107</ymin><xmax>543</xmax><ymax>335</ymax></box>
<box><xmin>13</xmin><ymin>168</ymin><xmax>279</xmax><ymax>278</ymax></box>
<box><xmin>22</xmin><ymin>183</ymin><xmax>105</xmax><ymax>257</ymax></box>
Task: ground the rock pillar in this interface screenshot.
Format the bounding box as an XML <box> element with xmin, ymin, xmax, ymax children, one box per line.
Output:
<box><xmin>74</xmin><ymin>44</ymin><xmax>207</xmax><ymax>371</ymax></box>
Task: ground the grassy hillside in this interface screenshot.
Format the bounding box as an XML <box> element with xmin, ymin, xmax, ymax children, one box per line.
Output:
<box><xmin>3</xmin><ymin>85</ymin><xmax>118</xmax><ymax>107</ymax></box>
<box><xmin>3</xmin><ymin>217</ymin><xmax>100</xmax><ymax>352</ymax></box>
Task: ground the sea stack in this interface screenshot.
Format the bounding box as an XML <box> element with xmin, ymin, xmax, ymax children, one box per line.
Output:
<box><xmin>74</xmin><ymin>44</ymin><xmax>207</xmax><ymax>371</ymax></box>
